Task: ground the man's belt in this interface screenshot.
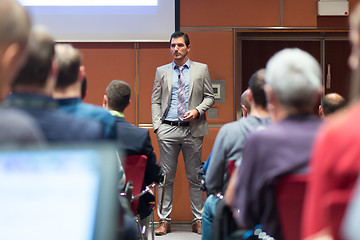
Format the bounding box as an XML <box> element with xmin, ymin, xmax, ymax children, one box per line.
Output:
<box><xmin>163</xmin><ymin>120</ymin><xmax>190</xmax><ymax>127</ymax></box>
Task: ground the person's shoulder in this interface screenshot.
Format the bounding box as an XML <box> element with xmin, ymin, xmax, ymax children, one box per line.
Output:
<box><xmin>190</xmin><ymin>61</ymin><xmax>207</xmax><ymax>68</ymax></box>
<box><xmin>0</xmin><ymin>107</ymin><xmax>41</xmax><ymax>132</ymax></box>
<box><xmin>116</xmin><ymin>117</ymin><xmax>146</xmax><ymax>132</ymax></box>
<box><xmin>57</xmin><ymin>111</ymin><xmax>99</xmax><ymax>127</ymax></box>
<box><xmin>157</xmin><ymin>62</ymin><xmax>172</xmax><ymax>70</ymax></box>
<box><xmin>53</xmin><ymin>110</ymin><xmax>103</xmax><ymax>137</ymax></box>
<box><xmin>0</xmin><ymin>107</ymin><xmax>31</xmax><ymax>121</ymax></box>
<box><xmin>0</xmin><ymin>108</ymin><xmax>44</xmax><ymax>143</ymax></box>
<box><xmin>215</xmin><ymin>119</ymin><xmax>249</xmax><ymax>141</ymax></box>
<box><xmin>246</xmin><ymin>121</ymin><xmax>276</xmax><ymax>141</ymax></box>
<box><xmin>220</xmin><ymin>116</ymin><xmax>265</xmax><ymax>131</ymax></box>
<box><xmin>220</xmin><ymin>120</ymin><xmax>241</xmax><ymax>131</ymax></box>
<box><xmin>80</xmin><ymin>102</ymin><xmax>114</xmax><ymax>118</ymax></box>
<box><xmin>115</xmin><ymin>118</ymin><xmax>149</xmax><ymax>140</ymax></box>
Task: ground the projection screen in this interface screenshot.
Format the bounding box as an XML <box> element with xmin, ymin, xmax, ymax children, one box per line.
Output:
<box><xmin>18</xmin><ymin>0</ymin><xmax>176</xmax><ymax>42</ymax></box>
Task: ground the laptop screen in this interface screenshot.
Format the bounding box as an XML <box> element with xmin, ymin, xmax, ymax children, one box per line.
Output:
<box><xmin>0</xmin><ymin>144</ymin><xmax>118</xmax><ymax>240</ymax></box>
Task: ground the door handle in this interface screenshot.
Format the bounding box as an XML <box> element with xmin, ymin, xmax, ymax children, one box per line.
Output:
<box><xmin>326</xmin><ymin>64</ymin><xmax>331</xmax><ymax>89</ymax></box>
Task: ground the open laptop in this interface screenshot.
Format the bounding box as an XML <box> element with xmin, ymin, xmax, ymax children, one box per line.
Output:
<box><xmin>0</xmin><ymin>143</ymin><xmax>119</xmax><ymax>240</ymax></box>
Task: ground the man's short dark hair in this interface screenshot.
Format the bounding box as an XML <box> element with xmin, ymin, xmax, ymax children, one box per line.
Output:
<box><xmin>321</xmin><ymin>93</ymin><xmax>346</xmax><ymax>116</ymax></box>
<box><xmin>11</xmin><ymin>27</ymin><xmax>55</xmax><ymax>88</ymax></box>
<box><xmin>105</xmin><ymin>80</ymin><xmax>131</xmax><ymax>112</ymax></box>
<box><xmin>55</xmin><ymin>44</ymin><xmax>82</xmax><ymax>89</ymax></box>
<box><xmin>249</xmin><ymin>69</ymin><xmax>267</xmax><ymax>108</ymax></box>
<box><xmin>170</xmin><ymin>31</ymin><xmax>190</xmax><ymax>47</ymax></box>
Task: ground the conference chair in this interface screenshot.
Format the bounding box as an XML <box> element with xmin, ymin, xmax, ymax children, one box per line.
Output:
<box><xmin>228</xmin><ymin>160</ymin><xmax>236</xmax><ymax>177</ymax></box>
<box><xmin>121</xmin><ymin>155</ymin><xmax>166</xmax><ymax>240</ymax></box>
<box><xmin>276</xmin><ymin>174</ymin><xmax>308</xmax><ymax>240</ymax></box>
<box><xmin>123</xmin><ymin>155</ymin><xmax>147</xmax><ymax>214</ymax></box>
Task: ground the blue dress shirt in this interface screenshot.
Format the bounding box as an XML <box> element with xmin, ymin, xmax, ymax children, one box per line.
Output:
<box><xmin>165</xmin><ymin>60</ymin><xmax>190</xmax><ymax>121</ymax></box>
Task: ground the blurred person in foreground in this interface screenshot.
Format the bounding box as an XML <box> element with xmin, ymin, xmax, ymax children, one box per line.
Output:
<box><xmin>302</xmin><ymin>4</ymin><xmax>360</xmax><ymax>240</ymax></box>
<box><xmin>202</xmin><ymin>69</ymin><xmax>271</xmax><ymax>240</ymax></box>
<box><xmin>0</xmin><ymin>0</ymin><xmax>44</xmax><ymax>143</ymax></box>
<box><xmin>4</xmin><ymin>27</ymin><xmax>103</xmax><ymax>142</ymax></box>
<box><xmin>226</xmin><ymin>48</ymin><xmax>322</xmax><ymax>240</ymax></box>
<box><xmin>53</xmin><ymin>43</ymin><xmax>116</xmax><ymax>140</ymax></box>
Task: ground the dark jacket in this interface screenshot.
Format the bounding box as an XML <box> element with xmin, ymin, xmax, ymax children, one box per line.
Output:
<box><xmin>4</xmin><ymin>93</ymin><xmax>103</xmax><ymax>142</ymax></box>
<box><xmin>115</xmin><ymin>116</ymin><xmax>162</xmax><ymax>219</ymax></box>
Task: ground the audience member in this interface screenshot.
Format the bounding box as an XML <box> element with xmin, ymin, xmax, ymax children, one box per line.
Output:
<box><xmin>201</xmin><ymin>69</ymin><xmax>270</xmax><ymax>240</ymax></box>
<box><xmin>0</xmin><ymin>0</ymin><xmax>45</xmax><ymax>143</ymax></box>
<box><xmin>0</xmin><ymin>0</ymin><xmax>31</xmax><ymax>97</ymax></box>
<box><xmin>302</xmin><ymin>4</ymin><xmax>360</xmax><ymax>240</ymax></box>
<box><xmin>241</xmin><ymin>89</ymin><xmax>251</xmax><ymax>117</ymax></box>
<box><xmin>53</xmin><ymin>44</ymin><xmax>116</xmax><ymax>139</ymax></box>
<box><xmin>151</xmin><ymin>31</ymin><xmax>215</xmax><ymax>235</ymax></box>
<box><xmin>104</xmin><ymin>80</ymin><xmax>163</xmax><ymax>240</ymax></box>
<box><xmin>318</xmin><ymin>93</ymin><xmax>346</xmax><ymax>118</ymax></box>
<box><xmin>4</xmin><ymin>27</ymin><xmax>103</xmax><ymax>142</ymax></box>
<box><xmin>227</xmin><ymin>48</ymin><xmax>322</xmax><ymax>240</ymax></box>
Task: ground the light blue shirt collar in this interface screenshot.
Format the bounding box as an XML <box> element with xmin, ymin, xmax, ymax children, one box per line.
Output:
<box><xmin>172</xmin><ymin>59</ymin><xmax>190</xmax><ymax>70</ymax></box>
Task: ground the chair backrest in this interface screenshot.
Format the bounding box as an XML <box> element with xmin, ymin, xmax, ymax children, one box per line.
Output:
<box><xmin>228</xmin><ymin>160</ymin><xmax>236</xmax><ymax>177</ymax></box>
<box><xmin>276</xmin><ymin>174</ymin><xmax>308</xmax><ymax>240</ymax></box>
<box><xmin>123</xmin><ymin>155</ymin><xmax>148</xmax><ymax>215</ymax></box>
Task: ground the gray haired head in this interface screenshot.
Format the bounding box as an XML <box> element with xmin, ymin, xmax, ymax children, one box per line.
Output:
<box><xmin>265</xmin><ymin>48</ymin><xmax>322</xmax><ymax>111</ymax></box>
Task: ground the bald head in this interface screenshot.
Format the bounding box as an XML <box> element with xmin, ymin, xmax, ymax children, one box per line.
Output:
<box><xmin>319</xmin><ymin>93</ymin><xmax>346</xmax><ymax>117</ymax></box>
<box><xmin>266</xmin><ymin>48</ymin><xmax>322</xmax><ymax>113</ymax></box>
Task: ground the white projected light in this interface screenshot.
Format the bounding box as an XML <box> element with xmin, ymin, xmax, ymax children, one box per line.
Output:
<box><xmin>19</xmin><ymin>0</ymin><xmax>157</xmax><ymax>6</ymax></box>
<box><xmin>20</xmin><ymin>0</ymin><xmax>175</xmax><ymax>42</ymax></box>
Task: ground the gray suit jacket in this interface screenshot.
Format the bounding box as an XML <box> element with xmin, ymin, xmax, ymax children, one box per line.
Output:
<box><xmin>151</xmin><ymin>60</ymin><xmax>215</xmax><ymax>137</ymax></box>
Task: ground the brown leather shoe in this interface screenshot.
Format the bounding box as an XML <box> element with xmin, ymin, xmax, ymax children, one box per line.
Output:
<box><xmin>192</xmin><ymin>220</ymin><xmax>202</xmax><ymax>235</ymax></box>
<box><xmin>154</xmin><ymin>220</ymin><xmax>171</xmax><ymax>236</ymax></box>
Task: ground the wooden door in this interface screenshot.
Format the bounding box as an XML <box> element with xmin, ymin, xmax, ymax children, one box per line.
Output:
<box><xmin>240</xmin><ymin>39</ymin><xmax>321</xmax><ymax>91</ymax></box>
<box><xmin>237</xmin><ymin>32</ymin><xmax>351</xmax><ymax>115</ymax></box>
<box><xmin>324</xmin><ymin>40</ymin><xmax>352</xmax><ymax>102</ymax></box>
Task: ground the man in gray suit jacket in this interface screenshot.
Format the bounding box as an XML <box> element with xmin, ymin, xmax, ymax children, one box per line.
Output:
<box><xmin>151</xmin><ymin>31</ymin><xmax>214</xmax><ymax>235</ymax></box>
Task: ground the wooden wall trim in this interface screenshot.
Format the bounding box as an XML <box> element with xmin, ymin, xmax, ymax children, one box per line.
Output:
<box><xmin>134</xmin><ymin>43</ymin><xmax>139</xmax><ymax>126</ymax></box>
<box><xmin>280</xmin><ymin>0</ymin><xmax>285</xmax><ymax>26</ymax></box>
<box><xmin>182</xmin><ymin>27</ymin><xmax>349</xmax><ymax>32</ymax></box>
<box><xmin>232</xmin><ymin>28</ymin><xmax>237</xmax><ymax>121</ymax></box>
